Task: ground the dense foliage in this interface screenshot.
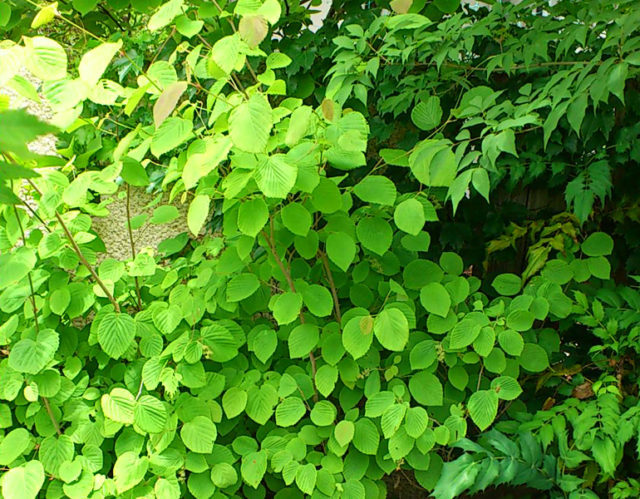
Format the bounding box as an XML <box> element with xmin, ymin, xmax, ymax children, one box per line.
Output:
<box><xmin>1</xmin><ymin>0</ymin><xmax>640</xmax><ymax>497</ymax></box>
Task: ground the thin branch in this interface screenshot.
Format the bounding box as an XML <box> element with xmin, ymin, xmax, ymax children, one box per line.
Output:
<box><xmin>11</xmin><ymin>189</ymin><xmax>61</xmax><ymax>435</ymax></box>
<box><xmin>477</xmin><ymin>363</ymin><xmax>485</xmax><ymax>391</ymax></box>
<box><xmin>20</xmin><ymin>201</ymin><xmax>51</xmax><ymax>232</ymax></box>
<box><xmin>42</xmin><ymin>397</ymin><xmax>62</xmax><ymax>435</ymax></box>
<box><xmin>13</xmin><ymin>204</ymin><xmax>39</xmax><ymax>333</ymax></box>
<box><xmin>24</xmin><ymin>178</ymin><xmax>120</xmax><ymax>312</ymax></box>
<box><xmin>318</xmin><ymin>250</ymin><xmax>342</xmax><ymax>324</ymax></box>
<box><xmin>261</xmin><ymin>219</ymin><xmax>319</xmax><ymax>401</ymax></box>
<box><xmin>126</xmin><ymin>186</ymin><xmax>143</xmax><ymax>311</ymax></box>
<box><xmin>210</xmin><ymin>0</ymin><xmax>261</xmax><ymax>85</ymax></box>
<box><xmin>98</xmin><ymin>5</ymin><xmax>125</xmax><ymax>31</ymax></box>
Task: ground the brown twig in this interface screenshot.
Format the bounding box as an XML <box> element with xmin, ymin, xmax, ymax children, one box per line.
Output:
<box><xmin>12</xmin><ymin>204</ymin><xmax>40</xmax><ymax>333</ymax></box>
<box><xmin>24</xmin><ymin>178</ymin><xmax>120</xmax><ymax>312</ymax></box>
<box><xmin>261</xmin><ymin>219</ymin><xmax>319</xmax><ymax>401</ymax></box>
<box><xmin>318</xmin><ymin>250</ymin><xmax>342</xmax><ymax>324</ymax></box>
<box><xmin>42</xmin><ymin>397</ymin><xmax>62</xmax><ymax>435</ymax></box>
<box><xmin>210</xmin><ymin>0</ymin><xmax>261</xmax><ymax>85</ymax></box>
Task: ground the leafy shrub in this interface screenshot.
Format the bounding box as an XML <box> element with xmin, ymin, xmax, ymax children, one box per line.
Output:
<box><xmin>0</xmin><ymin>0</ymin><xmax>640</xmax><ymax>498</ymax></box>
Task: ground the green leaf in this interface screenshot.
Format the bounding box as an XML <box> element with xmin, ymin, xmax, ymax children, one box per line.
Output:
<box><xmin>467</xmin><ymin>390</ymin><xmax>498</xmax><ymax>430</ymax></box>
<box><xmin>32</xmin><ymin>3</ymin><xmax>58</xmax><ymax>28</ymax></box>
<box><xmin>152</xmin><ymin>304</ymin><xmax>182</xmax><ymax>335</ymax></box>
<box><xmin>25</xmin><ymin>36</ymin><xmax>67</xmax><ymax>81</ymax></box>
<box><xmin>175</xmin><ymin>14</ymin><xmax>204</xmax><ymax>37</ymax></box>
<box><xmin>497</xmin><ymin>330</ymin><xmax>524</xmax><ymax>356</ymax></box>
<box><xmin>101</xmin><ymin>387</ymin><xmax>136</xmax><ymax>424</ymax></box>
<box><xmin>210</xmin><ymin>34</ymin><xmax>244</xmax><ymax>75</ymax></box>
<box><xmin>187</xmin><ymin>194</ymin><xmax>210</xmax><ymax>236</ymax></box>
<box><xmin>248</xmin><ymin>328</ymin><xmax>277</xmax><ymax>364</ymax></box>
<box><xmin>519</xmin><ymin>343</ymin><xmax>549</xmax><ymax>372</ymax></box>
<box><xmin>472</xmin><ymin>168</ymin><xmax>490</xmax><ymax>202</ymax></box>
<box><xmin>295</xmin><ymin>463</ymin><xmax>317</xmax><ymax>495</ymax></box>
<box><xmin>39</xmin><ymin>435</ymin><xmax>74</xmax><ymax>475</ymax></box>
<box><xmin>0</xmin><ymin>428</ymin><xmax>30</xmax><ymax>465</ymax></box>
<box><xmin>150</xmin><ymin>117</ymin><xmax>193</xmax><ymax>158</ymax></box>
<box><xmin>608</xmin><ymin>63</ymin><xmax>628</xmax><ymax>103</ymax></box>
<box><xmin>121</xmin><ymin>157</ymin><xmax>149</xmax><ymax>186</ymax></box>
<box><xmin>245</xmin><ymin>385</ymin><xmax>278</xmax><ymax>424</ymax></box>
<box><xmin>301</xmin><ymin>284</ymin><xmax>333</xmax><ymax>317</ymax></box>
<box><xmin>98</xmin><ymin>313</ymin><xmax>135</xmax><ymax>359</ymax></box>
<box><xmin>353</xmin><ymin>176</ymin><xmax>397</xmax><ymax>206</ymax></box>
<box><xmin>266</xmin><ymin>52</ymin><xmax>292</xmax><ymax>70</ymax></box>
<box><xmin>241</xmin><ymin>451</ymin><xmax>267</xmax><ymax>489</ymax></box>
<box><xmin>449</xmin><ymin>319</ymin><xmax>482</xmax><ymax>350</ymax></box>
<box><xmin>288</xmin><ymin>323</ymin><xmax>319</xmax><ymax>358</ymax></box>
<box><xmin>588</xmin><ymin>256</ymin><xmax>610</xmax><ymax>279</ymax></box>
<box><xmin>1</xmin><ymin>461</ymin><xmax>44</xmax><ymax>499</ymax></box>
<box><xmin>334</xmin><ymin>420</ymin><xmax>355</xmax><ymax>447</ymax></box>
<box><xmin>315</xmin><ymin>365</ymin><xmax>338</xmax><ymax>397</ymax></box>
<box><xmin>222</xmin><ymin>387</ymin><xmax>248</xmax><ymax>419</ymax></box>
<box><xmin>409</xmin><ymin>371</ymin><xmax>443</xmax><ymax>406</ymax></box>
<box><xmin>148</xmin><ymin>0</ymin><xmax>184</xmax><ymax>31</ymax></box>
<box><xmin>275</xmin><ymin>397</ymin><xmax>306</xmax><ymax>426</ymax></box>
<box><xmin>342</xmin><ymin>315</ymin><xmax>374</xmax><ymax>359</ymax></box>
<box><xmin>409</xmin><ymin>140</ymin><xmax>457</xmax><ymax>187</ymax></box>
<box><xmin>405</xmin><ymin>407</ymin><xmax>428</xmax><ymax>439</ymax></box>
<box><xmin>490</xmin><ymin>376</ymin><xmax>522</xmax><ymax>401</ymax></box>
<box><xmin>281</xmin><ymin>202</ymin><xmax>312</xmax><ymax>236</ymax></box>
<box><xmin>8</xmin><ymin>328</ymin><xmax>59</xmax><ymax>374</ymax></box>
<box><xmin>381</xmin><ymin>404</ymin><xmax>407</xmax><ymax>438</ymax></box>
<box><xmin>410</xmin><ymin>340</ymin><xmax>438</xmax><ymax>370</ymax></box>
<box><xmin>581</xmin><ymin>232</ymin><xmax>614</xmax><ymax>257</ymax></box>
<box><xmin>113</xmin><ymin>452</ymin><xmax>148</xmax><ymax>494</ymax></box>
<box><xmin>492</xmin><ymin>273</ymin><xmax>522</xmax><ymax>296</ymax></box>
<box><xmin>506</xmin><ymin>310</ymin><xmax>534</xmax><ymax>332</ymax></box>
<box><xmin>285</xmin><ymin>106</ymin><xmax>312</xmax><ymax>147</ymax></box>
<box><xmin>394</xmin><ymin>198</ymin><xmax>425</xmax><ymax>235</ymax></box>
<box><xmin>567</xmin><ymin>94</ymin><xmax>588</xmax><ymax>135</ymax></box>
<box><xmin>254</xmin><ymin>155</ymin><xmax>297</xmax><ymax>198</ymax></box>
<box><xmin>374</xmin><ymin>308</ymin><xmax>409</xmax><ymax>351</ymax></box>
<box><xmin>411</xmin><ymin>96</ymin><xmax>442</xmax><ymax>131</ymax></box>
<box><xmin>183</xmin><ymin>136</ymin><xmax>232</xmax><ymax>189</ymax></box>
<box><xmin>150</xmin><ymin>205</ymin><xmax>180</xmax><ymax>224</ymax></box>
<box><xmin>420</xmin><ymin>282</ymin><xmax>451</xmax><ymax>318</ymax></box>
<box><xmin>230</xmin><ymin>94</ymin><xmax>273</xmax><ymax>153</ymax></box>
<box><xmin>226</xmin><ymin>273</ymin><xmax>260</xmax><ymax>302</ymax></box>
<box><xmin>592</xmin><ymin>438</ymin><xmax>616</xmax><ymax>476</ymax></box>
<box><xmin>272</xmin><ymin>292</ymin><xmax>302</xmax><ymax>325</ymax></box>
<box><xmin>78</xmin><ymin>40</ymin><xmax>122</xmax><ymax>86</ymax></box>
<box><xmin>134</xmin><ymin>395</ymin><xmax>167</xmax><ymax>433</ymax></box>
<box><xmin>181</xmin><ymin>416</ymin><xmax>217</xmax><ymax>453</ymax></box>
<box><xmin>356</xmin><ymin>216</ymin><xmax>392</xmax><ymax>255</ymax></box>
<box><xmin>238</xmin><ymin>198</ymin><xmax>269</xmax><ymax>237</ymax></box>
<box><xmin>326</xmin><ymin>233</ymin><xmax>356</xmax><ymax>271</ymax></box>
<box><xmin>211</xmin><ymin>463</ymin><xmax>238</xmax><ymax>488</ymax></box>
<box><xmin>353</xmin><ymin>418</ymin><xmax>380</xmax><ymax>455</ymax></box>
<box><xmin>366</xmin><ymin>391</ymin><xmax>395</xmax><ymax>418</ymax></box>
<box><xmin>311</xmin><ymin>177</ymin><xmax>342</xmax><ymax>213</ymax></box>
<box><xmin>310</xmin><ymin>400</ymin><xmax>336</xmax><ymax>426</ymax></box>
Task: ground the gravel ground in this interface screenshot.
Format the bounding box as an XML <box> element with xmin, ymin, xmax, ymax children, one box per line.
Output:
<box><xmin>2</xmin><ymin>69</ymin><xmax>192</xmax><ymax>260</ymax></box>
